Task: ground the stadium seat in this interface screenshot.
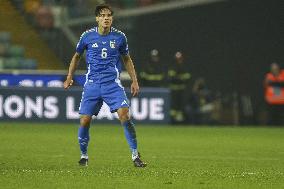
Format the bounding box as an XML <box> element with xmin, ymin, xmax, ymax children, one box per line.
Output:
<box><xmin>20</xmin><ymin>58</ymin><xmax>37</xmax><ymax>69</ymax></box>
<box><xmin>0</xmin><ymin>44</ymin><xmax>9</xmax><ymax>57</ymax></box>
<box><xmin>0</xmin><ymin>32</ymin><xmax>11</xmax><ymax>44</ymax></box>
<box><xmin>0</xmin><ymin>57</ymin><xmax>4</xmax><ymax>69</ymax></box>
<box><xmin>3</xmin><ymin>57</ymin><xmax>21</xmax><ymax>69</ymax></box>
<box><xmin>8</xmin><ymin>45</ymin><xmax>25</xmax><ymax>57</ymax></box>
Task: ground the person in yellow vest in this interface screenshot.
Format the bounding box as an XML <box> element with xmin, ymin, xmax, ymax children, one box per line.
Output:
<box><xmin>139</xmin><ymin>49</ymin><xmax>166</xmax><ymax>87</ymax></box>
<box><xmin>168</xmin><ymin>51</ymin><xmax>191</xmax><ymax>123</ymax></box>
<box><xmin>264</xmin><ymin>62</ymin><xmax>284</xmax><ymax>125</ymax></box>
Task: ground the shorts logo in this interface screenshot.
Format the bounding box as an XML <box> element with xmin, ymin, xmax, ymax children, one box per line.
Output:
<box><xmin>121</xmin><ymin>100</ymin><xmax>128</xmax><ymax>106</ymax></box>
<box><xmin>92</xmin><ymin>43</ymin><xmax>98</xmax><ymax>48</ymax></box>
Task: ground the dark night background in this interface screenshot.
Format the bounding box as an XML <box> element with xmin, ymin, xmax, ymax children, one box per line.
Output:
<box><xmin>129</xmin><ymin>0</ymin><xmax>284</xmax><ymax>123</ymax></box>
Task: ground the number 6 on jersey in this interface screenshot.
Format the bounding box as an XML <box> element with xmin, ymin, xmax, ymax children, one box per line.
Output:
<box><xmin>101</xmin><ymin>48</ymin><xmax>107</xmax><ymax>58</ymax></box>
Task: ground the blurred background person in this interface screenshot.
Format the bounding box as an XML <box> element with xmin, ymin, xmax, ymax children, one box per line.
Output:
<box><xmin>139</xmin><ymin>49</ymin><xmax>166</xmax><ymax>87</ymax></box>
<box><xmin>168</xmin><ymin>51</ymin><xmax>191</xmax><ymax>123</ymax></box>
<box><xmin>264</xmin><ymin>62</ymin><xmax>284</xmax><ymax>125</ymax></box>
<box><xmin>186</xmin><ymin>77</ymin><xmax>216</xmax><ymax>124</ymax></box>
<box><xmin>35</xmin><ymin>5</ymin><xmax>54</xmax><ymax>30</ymax></box>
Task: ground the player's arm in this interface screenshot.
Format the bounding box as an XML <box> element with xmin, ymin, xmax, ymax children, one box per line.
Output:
<box><xmin>121</xmin><ymin>54</ymin><xmax>139</xmax><ymax>96</ymax></box>
<box><xmin>64</xmin><ymin>52</ymin><xmax>82</xmax><ymax>89</ymax></box>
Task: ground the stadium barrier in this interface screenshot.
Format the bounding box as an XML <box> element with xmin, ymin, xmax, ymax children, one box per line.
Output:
<box><xmin>0</xmin><ymin>87</ymin><xmax>170</xmax><ymax>124</ymax></box>
<box><xmin>0</xmin><ymin>69</ymin><xmax>131</xmax><ymax>87</ymax></box>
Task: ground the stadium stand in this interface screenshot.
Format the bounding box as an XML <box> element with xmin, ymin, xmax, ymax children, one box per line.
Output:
<box><xmin>0</xmin><ymin>31</ymin><xmax>37</xmax><ymax>70</ymax></box>
<box><xmin>5</xmin><ymin>0</ymin><xmax>182</xmax><ymax>70</ymax></box>
<box><xmin>0</xmin><ymin>0</ymin><xmax>64</xmax><ymax>70</ymax></box>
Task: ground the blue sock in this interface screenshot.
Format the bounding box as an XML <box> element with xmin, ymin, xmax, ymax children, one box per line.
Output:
<box><xmin>78</xmin><ymin>126</ymin><xmax>90</xmax><ymax>156</ymax></box>
<box><xmin>122</xmin><ymin>120</ymin><xmax>137</xmax><ymax>152</ymax></box>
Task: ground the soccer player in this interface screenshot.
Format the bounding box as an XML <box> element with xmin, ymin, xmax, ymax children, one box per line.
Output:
<box><xmin>63</xmin><ymin>4</ymin><xmax>147</xmax><ymax>167</ymax></box>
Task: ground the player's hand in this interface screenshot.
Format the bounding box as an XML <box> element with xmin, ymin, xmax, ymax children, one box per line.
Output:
<box><xmin>64</xmin><ymin>78</ymin><xmax>74</xmax><ymax>89</ymax></box>
<box><xmin>131</xmin><ymin>80</ymin><xmax>139</xmax><ymax>96</ymax></box>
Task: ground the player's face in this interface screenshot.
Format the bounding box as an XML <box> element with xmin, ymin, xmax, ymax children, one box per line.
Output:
<box><xmin>96</xmin><ymin>9</ymin><xmax>113</xmax><ymax>28</ymax></box>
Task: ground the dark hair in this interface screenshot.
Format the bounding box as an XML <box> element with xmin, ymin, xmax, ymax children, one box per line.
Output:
<box><xmin>95</xmin><ymin>4</ymin><xmax>113</xmax><ymax>16</ymax></box>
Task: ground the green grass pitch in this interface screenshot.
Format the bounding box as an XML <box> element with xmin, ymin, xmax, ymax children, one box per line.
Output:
<box><xmin>0</xmin><ymin>123</ymin><xmax>283</xmax><ymax>189</ymax></box>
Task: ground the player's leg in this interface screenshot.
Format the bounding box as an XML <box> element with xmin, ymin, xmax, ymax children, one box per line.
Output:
<box><xmin>77</xmin><ymin>82</ymin><xmax>103</xmax><ymax>166</ymax></box>
<box><xmin>102</xmin><ymin>81</ymin><xmax>147</xmax><ymax>167</ymax></box>
<box><xmin>117</xmin><ymin>108</ymin><xmax>147</xmax><ymax>167</ymax></box>
<box><xmin>77</xmin><ymin>115</ymin><xmax>92</xmax><ymax>166</ymax></box>
<box><xmin>117</xmin><ymin>108</ymin><xmax>137</xmax><ymax>155</ymax></box>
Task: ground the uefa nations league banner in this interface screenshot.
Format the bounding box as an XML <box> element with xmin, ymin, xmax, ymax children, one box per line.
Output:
<box><xmin>0</xmin><ymin>87</ymin><xmax>170</xmax><ymax>124</ymax></box>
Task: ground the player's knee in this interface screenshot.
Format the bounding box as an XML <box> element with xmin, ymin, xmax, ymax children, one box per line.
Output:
<box><xmin>117</xmin><ymin>108</ymin><xmax>130</xmax><ymax>122</ymax></box>
<box><xmin>80</xmin><ymin>115</ymin><xmax>92</xmax><ymax>127</ymax></box>
<box><xmin>119</xmin><ymin>113</ymin><xmax>130</xmax><ymax>122</ymax></box>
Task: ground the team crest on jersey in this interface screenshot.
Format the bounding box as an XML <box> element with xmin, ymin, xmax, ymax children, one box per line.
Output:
<box><xmin>92</xmin><ymin>43</ymin><xmax>98</xmax><ymax>48</ymax></box>
<box><xmin>110</xmin><ymin>40</ymin><xmax>116</xmax><ymax>49</ymax></box>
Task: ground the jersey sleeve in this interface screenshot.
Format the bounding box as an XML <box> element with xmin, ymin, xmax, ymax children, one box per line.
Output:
<box><xmin>119</xmin><ymin>34</ymin><xmax>129</xmax><ymax>56</ymax></box>
<box><xmin>76</xmin><ymin>33</ymin><xmax>86</xmax><ymax>54</ymax></box>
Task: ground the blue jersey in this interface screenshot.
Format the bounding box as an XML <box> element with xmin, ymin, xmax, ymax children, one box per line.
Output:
<box><xmin>76</xmin><ymin>27</ymin><xmax>129</xmax><ymax>84</ymax></box>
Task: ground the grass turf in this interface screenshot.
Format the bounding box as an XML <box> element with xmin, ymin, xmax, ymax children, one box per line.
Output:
<box><xmin>0</xmin><ymin>123</ymin><xmax>283</xmax><ymax>189</ymax></box>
